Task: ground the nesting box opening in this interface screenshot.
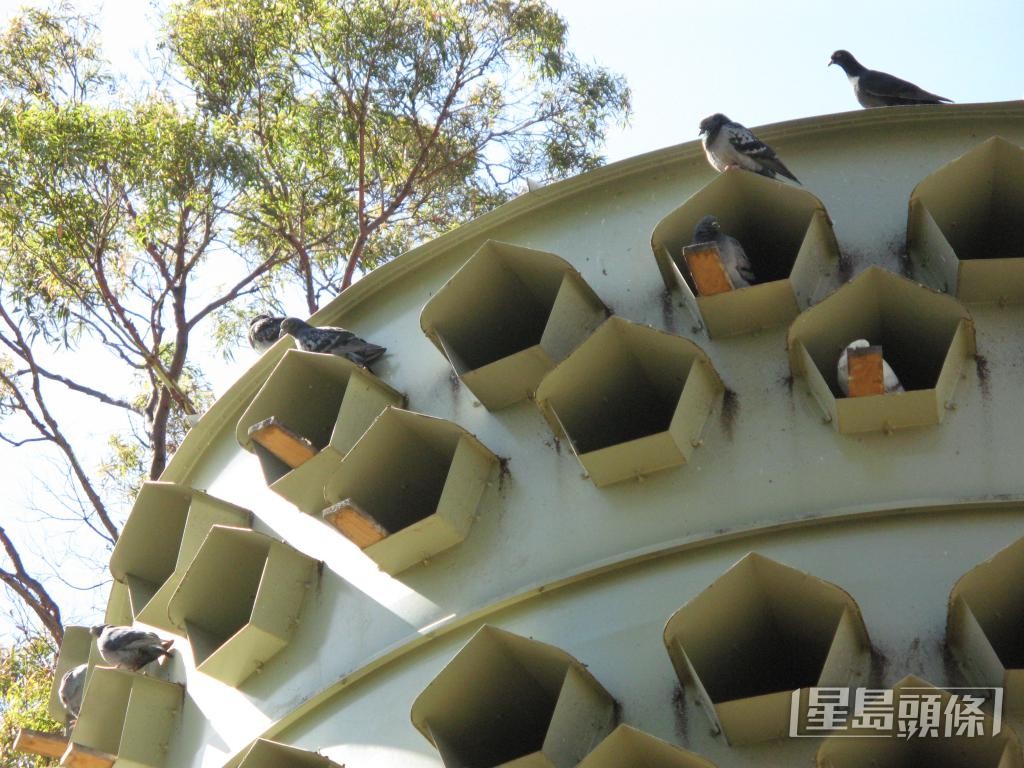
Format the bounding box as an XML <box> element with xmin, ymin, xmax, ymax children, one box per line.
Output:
<box><xmin>664</xmin><ymin>553</ymin><xmax>869</xmax><ymax>745</ymax></box>
<box><xmin>421</xmin><ymin>240</ymin><xmax>608</xmax><ymax>410</ymax></box>
<box><xmin>412</xmin><ymin>626</ymin><xmax>616</xmax><ymax>768</ymax></box>
<box><xmin>535</xmin><ymin>317</ymin><xmax>722</xmax><ymax>486</ymax></box>
<box><xmin>652</xmin><ymin>171</ymin><xmax>839</xmax><ymax>339</ymax></box>
<box><xmin>323</xmin><ymin>408</ymin><xmax>497</xmax><ymax>574</ymax></box>
<box><xmin>167</xmin><ymin>526</ymin><xmax>316</xmax><ymax>685</ymax></box>
<box><xmin>788</xmin><ymin>267</ymin><xmax>975</xmax><ymax>434</ymax></box>
<box><xmin>909</xmin><ymin>137</ymin><xmax>1024</xmax><ymax>302</ymax></box>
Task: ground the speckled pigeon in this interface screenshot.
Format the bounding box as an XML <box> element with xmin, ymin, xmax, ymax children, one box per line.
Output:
<box><xmin>279</xmin><ymin>317</ymin><xmax>387</xmax><ymax>367</ymax></box>
<box><xmin>247</xmin><ymin>315</ymin><xmax>285</xmax><ymax>353</ymax></box>
<box><xmin>691</xmin><ymin>215</ymin><xmax>755</xmax><ymax>288</ymax></box>
<box><xmin>90</xmin><ymin>624</ymin><xmax>174</xmax><ymax>671</ymax></box>
<box><xmin>699</xmin><ymin>113</ymin><xmax>800</xmax><ymax>184</ymax></box>
<box><xmin>837</xmin><ymin>339</ymin><xmax>905</xmax><ymax>396</ymax></box>
<box><xmin>58</xmin><ymin>662</ymin><xmax>88</xmax><ymax>726</ymax></box>
<box><xmin>829</xmin><ymin>50</ymin><xmax>952</xmax><ymax>108</ymax></box>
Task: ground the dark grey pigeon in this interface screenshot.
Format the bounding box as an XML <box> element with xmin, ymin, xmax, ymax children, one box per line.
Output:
<box><xmin>691</xmin><ymin>215</ymin><xmax>756</xmax><ymax>288</ymax></box>
<box><xmin>248</xmin><ymin>315</ymin><xmax>285</xmax><ymax>353</ymax></box>
<box><xmin>699</xmin><ymin>113</ymin><xmax>800</xmax><ymax>184</ymax></box>
<box><xmin>91</xmin><ymin>624</ymin><xmax>173</xmax><ymax>671</ymax></box>
<box><xmin>829</xmin><ymin>50</ymin><xmax>952</xmax><ymax>108</ymax></box>
<box><xmin>58</xmin><ymin>662</ymin><xmax>88</xmax><ymax>727</ymax></box>
<box><xmin>279</xmin><ymin>317</ymin><xmax>387</xmax><ymax>367</ymax></box>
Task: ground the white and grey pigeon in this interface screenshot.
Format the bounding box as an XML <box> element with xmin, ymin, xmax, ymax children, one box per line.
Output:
<box><xmin>837</xmin><ymin>339</ymin><xmax>905</xmax><ymax>396</ymax></box>
<box><xmin>90</xmin><ymin>624</ymin><xmax>174</xmax><ymax>671</ymax></box>
<box><xmin>691</xmin><ymin>215</ymin><xmax>755</xmax><ymax>288</ymax></box>
<box><xmin>829</xmin><ymin>50</ymin><xmax>952</xmax><ymax>108</ymax></box>
<box><xmin>699</xmin><ymin>113</ymin><xmax>800</xmax><ymax>184</ymax></box>
<box><xmin>247</xmin><ymin>314</ymin><xmax>285</xmax><ymax>353</ymax></box>
<box><xmin>58</xmin><ymin>663</ymin><xmax>88</xmax><ymax>726</ymax></box>
<box><xmin>279</xmin><ymin>317</ymin><xmax>387</xmax><ymax>367</ymax></box>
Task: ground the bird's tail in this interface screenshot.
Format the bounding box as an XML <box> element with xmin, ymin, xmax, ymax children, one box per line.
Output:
<box><xmin>763</xmin><ymin>157</ymin><xmax>801</xmax><ymax>184</ymax></box>
<box><xmin>359</xmin><ymin>344</ymin><xmax>387</xmax><ymax>365</ymax></box>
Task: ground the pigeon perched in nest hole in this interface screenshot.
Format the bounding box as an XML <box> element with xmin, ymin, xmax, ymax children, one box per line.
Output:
<box><xmin>279</xmin><ymin>317</ymin><xmax>387</xmax><ymax>367</ymax></box>
<box><xmin>58</xmin><ymin>663</ymin><xmax>87</xmax><ymax>728</ymax></box>
<box><xmin>90</xmin><ymin>625</ymin><xmax>174</xmax><ymax>671</ymax></box>
<box><xmin>699</xmin><ymin>113</ymin><xmax>800</xmax><ymax>184</ymax></box>
<box><xmin>829</xmin><ymin>50</ymin><xmax>952</xmax><ymax>108</ymax></box>
<box><xmin>691</xmin><ymin>215</ymin><xmax>756</xmax><ymax>288</ymax></box>
<box><xmin>837</xmin><ymin>339</ymin><xmax>905</xmax><ymax>396</ymax></box>
<box><xmin>248</xmin><ymin>315</ymin><xmax>285</xmax><ymax>353</ymax></box>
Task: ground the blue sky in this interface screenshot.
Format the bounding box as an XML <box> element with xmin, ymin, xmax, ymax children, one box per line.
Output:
<box><xmin>0</xmin><ymin>0</ymin><xmax>1022</xmax><ymax>638</ymax></box>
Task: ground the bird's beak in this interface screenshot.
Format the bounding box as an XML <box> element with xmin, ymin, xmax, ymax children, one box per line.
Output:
<box><xmin>828</xmin><ymin>58</ymin><xmax>835</xmax><ymax>67</ymax></box>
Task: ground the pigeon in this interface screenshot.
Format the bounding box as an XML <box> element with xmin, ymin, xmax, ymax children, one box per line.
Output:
<box><xmin>837</xmin><ymin>339</ymin><xmax>905</xmax><ymax>396</ymax></box>
<box><xmin>58</xmin><ymin>663</ymin><xmax>88</xmax><ymax>726</ymax></box>
<box><xmin>699</xmin><ymin>113</ymin><xmax>800</xmax><ymax>184</ymax></box>
<box><xmin>90</xmin><ymin>624</ymin><xmax>174</xmax><ymax>671</ymax></box>
<box><xmin>829</xmin><ymin>50</ymin><xmax>952</xmax><ymax>108</ymax></box>
<box><xmin>691</xmin><ymin>215</ymin><xmax>755</xmax><ymax>288</ymax></box>
<box><xmin>248</xmin><ymin>314</ymin><xmax>285</xmax><ymax>353</ymax></box>
<box><xmin>279</xmin><ymin>317</ymin><xmax>387</xmax><ymax>367</ymax></box>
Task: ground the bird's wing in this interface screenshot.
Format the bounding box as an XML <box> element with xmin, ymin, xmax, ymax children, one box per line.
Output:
<box><xmin>859</xmin><ymin>70</ymin><xmax>951</xmax><ymax>103</ymax></box>
<box><xmin>719</xmin><ymin>236</ymin><xmax>754</xmax><ymax>287</ymax></box>
<box><xmin>837</xmin><ymin>348</ymin><xmax>851</xmax><ymax>396</ymax></box>
<box><xmin>882</xmin><ymin>359</ymin><xmax>905</xmax><ymax>393</ymax></box>
<box><xmin>303</xmin><ymin>327</ymin><xmax>359</xmax><ymax>352</ymax></box>
<box><xmin>105</xmin><ymin>628</ymin><xmax>163</xmax><ymax>651</ymax></box>
<box><xmin>724</xmin><ymin>122</ymin><xmax>777</xmax><ymax>162</ymax></box>
<box><xmin>725</xmin><ymin>123</ymin><xmax>800</xmax><ymax>183</ymax></box>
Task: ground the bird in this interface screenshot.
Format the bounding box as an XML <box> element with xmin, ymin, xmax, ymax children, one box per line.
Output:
<box><xmin>248</xmin><ymin>314</ymin><xmax>285</xmax><ymax>353</ymax></box>
<box><xmin>90</xmin><ymin>624</ymin><xmax>174</xmax><ymax>671</ymax></box>
<box><xmin>279</xmin><ymin>317</ymin><xmax>387</xmax><ymax>367</ymax></box>
<box><xmin>691</xmin><ymin>215</ymin><xmax>756</xmax><ymax>288</ymax></box>
<box><xmin>829</xmin><ymin>50</ymin><xmax>952</xmax><ymax>108</ymax></box>
<box><xmin>58</xmin><ymin>663</ymin><xmax>88</xmax><ymax>727</ymax></box>
<box><xmin>699</xmin><ymin>113</ymin><xmax>800</xmax><ymax>184</ymax></box>
<box><xmin>837</xmin><ymin>339</ymin><xmax>905</xmax><ymax>396</ymax></box>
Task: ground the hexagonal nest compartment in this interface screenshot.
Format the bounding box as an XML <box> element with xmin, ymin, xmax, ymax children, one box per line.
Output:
<box><xmin>909</xmin><ymin>136</ymin><xmax>1024</xmax><ymax>303</ymax></box>
<box><xmin>788</xmin><ymin>266</ymin><xmax>975</xmax><ymax>434</ymax></box>
<box><xmin>235</xmin><ymin>738</ymin><xmax>343</xmax><ymax>768</ymax></box>
<box><xmin>411</xmin><ymin>625</ymin><xmax>617</xmax><ymax>768</ymax></box>
<box><xmin>948</xmin><ymin>536</ymin><xmax>1024</xmax><ymax>712</ymax></box>
<box><xmin>577</xmin><ymin>724</ymin><xmax>717</xmax><ymax>768</ymax></box>
<box><xmin>68</xmin><ymin>667</ymin><xmax>183</xmax><ymax>768</ymax></box>
<box><xmin>816</xmin><ymin>676</ymin><xmax>1021</xmax><ymax>767</ymax></box>
<box><xmin>235</xmin><ymin>349</ymin><xmax>405</xmax><ymax>514</ymax></box>
<box><xmin>420</xmin><ymin>240</ymin><xmax>609</xmax><ymax>410</ymax></box>
<box><xmin>108</xmin><ymin>481</ymin><xmax>251</xmax><ymax>631</ymax></box>
<box><xmin>534</xmin><ymin>316</ymin><xmax>723</xmax><ymax>487</ymax></box>
<box><xmin>650</xmin><ymin>168</ymin><xmax>840</xmax><ymax>338</ymax></box>
<box><xmin>167</xmin><ymin>525</ymin><xmax>318</xmax><ymax>687</ymax></box>
<box><xmin>663</xmin><ymin>553</ymin><xmax>870</xmax><ymax>745</ymax></box>
<box><xmin>321</xmin><ymin>407</ymin><xmax>498</xmax><ymax>575</ymax></box>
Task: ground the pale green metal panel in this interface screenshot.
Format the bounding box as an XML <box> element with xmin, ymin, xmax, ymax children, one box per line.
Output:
<box><xmin>102</xmin><ymin>104</ymin><xmax>1024</xmax><ymax>768</ymax></box>
<box><xmin>235</xmin><ymin>739</ymin><xmax>342</xmax><ymax>768</ymax></box>
<box><xmin>577</xmin><ymin>724</ymin><xmax>717</xmax><ymax>768</ymax></box>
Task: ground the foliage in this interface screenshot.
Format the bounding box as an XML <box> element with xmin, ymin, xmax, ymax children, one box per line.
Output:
<box><xmin>0</xmin><ymin>634</ymin><xmax>60</xmax><ymax>767</ymax></box>
<box><xmin>168</xmin><ymin>0</ymin><xmax>631</xmax><ymax>307</ymax></box>
<box><xmin>0</xmin><ymin>0</ymin><xmax>629</xmax><ymax>646</ymax></box>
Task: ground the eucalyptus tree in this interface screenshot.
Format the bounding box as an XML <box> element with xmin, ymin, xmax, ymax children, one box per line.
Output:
<box><xmin>0</xmin><ymin>0</ymin><xmax>629</xmax><ymax>643</ymax></box>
